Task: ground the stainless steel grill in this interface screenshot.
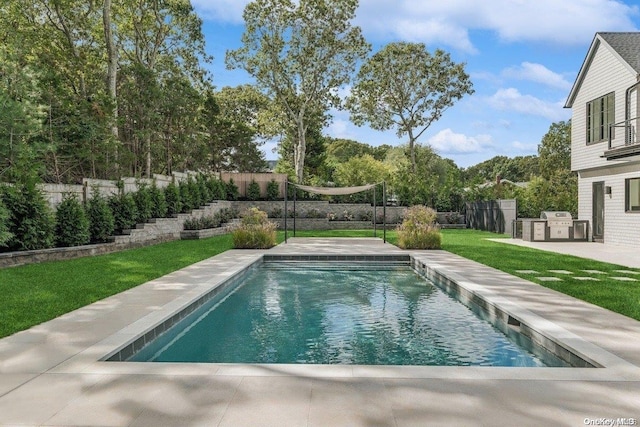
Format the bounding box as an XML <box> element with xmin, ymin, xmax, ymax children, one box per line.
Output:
<box><xmin>540</xmin><ymin>211</ymin><xmax>573</xmax><ymax>239</ymax></box>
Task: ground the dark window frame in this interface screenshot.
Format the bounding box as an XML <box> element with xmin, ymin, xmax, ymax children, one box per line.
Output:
<box><xmin>625</xmin><ymin>177</ymin><xmax>640</xmax><ymax>212</ymax></box>
<box><xmin>586</xmin><ymin>92</ymin><xmax>615</xmax><ymax>145</ymax></box>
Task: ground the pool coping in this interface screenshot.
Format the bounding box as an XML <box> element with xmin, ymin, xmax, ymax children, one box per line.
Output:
<box><xmin>66</xmin><ymin>252</ymin><xmax>640</xmax><ymax>382</ymax></box>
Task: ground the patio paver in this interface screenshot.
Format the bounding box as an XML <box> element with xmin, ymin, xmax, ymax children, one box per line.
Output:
<box><xmin>537</xmin><ymin>277</ymin><xmax>563</xmax><ymax>281</ymax></box>
<box><xmin>0</xmin><ymin>237</ymin><xmax>639</xmax><ymax>426</ymax></box>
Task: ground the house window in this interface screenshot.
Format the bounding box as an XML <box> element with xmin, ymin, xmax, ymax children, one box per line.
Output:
<box><xmin>586</xmin><ymin>92</ymin><xmax>615</xmax><ymax>144</ymax></box>
<box><xmin>626</xmin><ymin>177</ymin><xmax>640</xmax><ymax>212</ymax></box>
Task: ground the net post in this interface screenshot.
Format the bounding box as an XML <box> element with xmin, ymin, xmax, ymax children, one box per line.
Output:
<box><xmin>383</xmin><ymin>181</ymin><xmax>387</xmax><ymax>244</ymax></box>
<box><xmin>293</xmin><ymin>184</ymin><xmax>297</xmax><ymax>237</ymax></box>
<box><xmin>373</xmin><ymin>185</ymin><xmax>377</xmax><ymax>238</ymax></box>
<box><xmin>284</xmin><ymin>181</ymin><xmax>288</xmax><ymax>243</ymax></box>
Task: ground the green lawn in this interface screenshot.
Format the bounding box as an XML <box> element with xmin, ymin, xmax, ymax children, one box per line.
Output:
<box><xmin>0</xmin><ymin>234</ymin><xmax>238</xmax><ymax>338</ymax></box>
<box><xmin>1</xmin><ymin>229</ymin><xmax>639</xmax><ymax>338</ymax></box>
<box><xmin>440</xmin><ymin>229</ymin><xmax>640</xmax><ymax>321</ymax></box>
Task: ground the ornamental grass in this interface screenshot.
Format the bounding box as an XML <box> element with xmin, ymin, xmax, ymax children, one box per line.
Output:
<box><xmin>232</xmin><ymin>207</ymin><xmax>277</xmax><ymax>249</ymax></box>
<box><xmin>396</xmin><ymin>205</ymin><xmax>442</xmax><ymax>249</ymax></box>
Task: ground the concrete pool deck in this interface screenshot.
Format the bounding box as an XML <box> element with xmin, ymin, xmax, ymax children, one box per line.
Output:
<box><xmin>0</xmin><ymin>237</ymin><xmax>639</xmax><ymax>426</ymax></box>
<box><xmin>489</xmin><ymin>238</ymin><xmax>640</xmax><ymax>269</ymax></box>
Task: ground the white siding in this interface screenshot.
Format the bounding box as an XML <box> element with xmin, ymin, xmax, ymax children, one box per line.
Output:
<box><xmin>578</xmin><ymin>166</ymin><xmax>640</xmax><ymax>246</ymax></box>
<box><xmin>571</xmin><ymin>42</ymin><xmax>636</xmax><ymax>172</ymax></box>
<box><xmin>570</xmin><ymin>36</ymin><xmax>640</xmax><ymax>246</ymax></box>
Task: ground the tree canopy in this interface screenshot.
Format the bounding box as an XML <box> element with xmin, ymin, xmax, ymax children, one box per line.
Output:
<box><xmin>227</xmin><ymin>0</ymin><xmax>370</xmax><ymax>183</ymax></box>
<box><xmin>347</xmin><ymin>42</ymin><xmax>474</xmax><ymax>172</ymax></box>
<box><xmin>0</xmin><ymin>0</ymin><xmax>272</xmax><ymax>182</ymax></box>
<box><xmin>538</xmin><ymin>120</ymin><xmax>571</xmax><ymax>179</ymax></box>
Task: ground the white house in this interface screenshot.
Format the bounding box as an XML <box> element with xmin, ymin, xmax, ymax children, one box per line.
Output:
<box><xmin>565</xmin><ymin>32</ymin><xmax>640</xmax><ymax>246</ymax></box>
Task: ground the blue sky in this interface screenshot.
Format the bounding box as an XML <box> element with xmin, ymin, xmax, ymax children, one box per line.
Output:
<box><xmin>191</xmin><ymin>0</ymin><xmax>640</xmax><ymax>168</ymax></box>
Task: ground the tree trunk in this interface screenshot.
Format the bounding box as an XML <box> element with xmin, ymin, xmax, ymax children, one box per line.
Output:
<box><xmin>146</xmin><ymin>134</ymin><xmax>152</xmax><ymax>178</ymax></box>
<box><xmin>103</xmin><ymin>0</ymin><xmax>119</xmax><ymax>171</ymax></box>
<box><xmin>408</xmin><ymin>128</ymin><xmax>417</xmax><ymax>173</ymax></box>
<box><xmin>294</xmin><ymin>118</ymin><xmax>306</xmax><ymax>183</ymax></box>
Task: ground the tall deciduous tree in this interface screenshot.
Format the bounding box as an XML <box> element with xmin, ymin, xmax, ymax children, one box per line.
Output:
<box><xmin>538</xmin><ymin>120</ymin><xmax>571</xmax><ymax>179</ymax></box>
<box><xmin>215</xmin><ymin>85</ymin><xmax>272</xmax><ymax>139</ymax></box>
<box><xmin>200</xmin><ymin>90</ymin><xmax>267</xmax><ymax>173</ymax></box>
<box><xmin>118</xmin><ymin>0</ymin><xmax>210</xmax><ymax>177</ymax></box>
<box><xmin>334</xmin><ymin>154</ymin><xmax>389</xmax><ymax>187</ymax></box>
<box><xmin>347</xmin><ymin>42</ymin><xmax>474</xmax><ymax>172</ymax></box>
<box><xmin>226</xmin><ymin>0</ymin><xmax>369</xmax><ymax>183</ymax></box>
<box><xmin>389</xmin><ymin>144</ymin><xmax>453</xmax><ymax>207</ymax></box>
<box><xmin>103</xmin><ymin>0</ymin><xmax>119</xmax><ymax>154</ymax></box>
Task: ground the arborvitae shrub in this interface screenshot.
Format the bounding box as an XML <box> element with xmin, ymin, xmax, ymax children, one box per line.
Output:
<box><xmin>55</xmin><ymin>193</ymin><xmax>90</xmax><ymax>247</ymax></box>
<box><xmin>190</xmin><ymin>177</ymin><xmax>203</xmax><ymax>208</ymax></box>
<box><xmin>149</xmin><ymin>182</ymin><xmax>167</xmax><ymax>219</ymax></box>
<box><xmin>109</xmin><ymin>192</ymin><xmax>138</xmax><ymax>231</ymax></box>
<box><xmin>86</xmin><ymin>187</ymin><xmax>115</xmax><ymax>243</ymax></box>
<box><xmin>247</xmin><ymin>180</ymin><xmax>261</xmax><ymax>201</ymax></box>
<box><xmin>266</xmin><ymin>179</ymin><xmax>280</xmax><ymax>201</ymax></box>
<box><xmin>214</xmin><ymin>179</ymin><xmax>226</xmax><ymax>200</ymax></box>
<box><xmin>133</xmin><ymin>183</ymin><xmax>153</xmax><ymax>223</ymax></box>
<box><xmin>226</xmin><ymin>178</ymin><xmax>239</xmax><ymax>201</ymax></box>
<box><xmin>0</xmin><ymin>182</ymin><xmax>55</xmax><ymax>251</ymax></box>
<box><xmin>197</xmin><ymin>174</ymin><xmax>211</xmax><ymax>204</ymax></box>
<box><xmin>178</xmin><ymin>179</ymin><xmax>194</xmax><ymax>212</ymax></box>
<box><xmin>164</xmin><ymin>182</ymin><xmax>181</xmax><ymax>216</ymax></box>
<box><xmin>207</xmin><ymin>177</ymin><xmax>225</xmax><ymax>200</ymax></box>
<box><xmin>0</xmin><ymin>196</ymin><xmax>13</xmax><ymax>248</ymax></box>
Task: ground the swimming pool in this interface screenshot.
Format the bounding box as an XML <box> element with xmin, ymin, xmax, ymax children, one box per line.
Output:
<box><xmin>125</xmin><ymin>261</ymin><xmax>566</xmax><ymax>367</ymax></box>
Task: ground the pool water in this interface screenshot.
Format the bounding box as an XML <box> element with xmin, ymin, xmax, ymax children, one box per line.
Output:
<box><xmin>131</xmin><ymin>262</ymin><xmax>548</xmax><ymax>366</ymax></box>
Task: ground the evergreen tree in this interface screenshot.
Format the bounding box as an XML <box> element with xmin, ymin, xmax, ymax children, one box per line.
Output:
<box><xmin>86</xmin><ymin>187</ymin><xmax>115</xmax><ymax>243</ymax></box>
<box><xmin>149</xmin><ymin>182</ymin><xmax>168</xmax><ymax>219</ymax></box>
<box><xmin>0</xmin><ymin>196</ymin><xmax>13</xmax><ymax>248</ymax></box>
<box><xmin>246</xmin><ymin>180</ymin><xmax>261</xmax><ymax>201</ymax></box>
<box><xmin>0</xmin><ymin>182</ymin><xmax>55</xmax><ymax>251</ymax></box>
<box><xmin>55</xmin><ymin>193</ymin><xmax>90</xmax><ymax>247</ymax></box>
<box><xmin>164</xmin><ymin>181</ymin><xmax>182</xmax><ymax>216</ymax></box>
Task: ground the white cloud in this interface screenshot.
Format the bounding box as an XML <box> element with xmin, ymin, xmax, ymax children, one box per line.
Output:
<box><xmin>326</xmin><ymin>119</ymin><xmax>352</xmax><ymax>139</ymax></box>
<box><xmin>511</xmin><ymin>141</ymin><xmax>538</xmax><ymax>152</ymax></box>
<box><xmin>471</xmin><ymin>119</ymin><xmax>511</xmax><ymax>130</ymax></box>
<box><xmin>487</xmin><ymin>88</ymin><xmax>570</xmax><ymax>121</ymax></box>
<box><xmin>393</xmin><ymin>19</ymin><xmax>478</xmax><ymax>54</ymax></box>
<box><xmin>428</xmin><ymin>129</ymin><xmax>493</xmax><ymax>154</ymax></box>
<box><xmin>356</xmin><ymin>0</ymin><xmax>638</xmax><ymax>52</ymax></box>
<box><xmin>499</xmin><ymin>119</ymin><xmax>511</xmax><ymax>129</ymax></box>
<box><xmin>503</xmin><ymin>62</ymin><xmax>573</xmax><ymax>91</ymax></box>
<box><xmin>192</xmin><ymin>1</ymin><xmax>638</xmax><ymax>53</ymax></box>
<box><xmin>190</xmin><ymin>0</ymin><xmax>249</xmax><ymax>23</ymax></box>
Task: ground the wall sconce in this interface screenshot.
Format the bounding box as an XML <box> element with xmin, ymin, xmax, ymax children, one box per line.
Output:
<box><xmin>605</xmin><ymin>186</ymin><xmax>612</xmax><ymax>195</ymax></box>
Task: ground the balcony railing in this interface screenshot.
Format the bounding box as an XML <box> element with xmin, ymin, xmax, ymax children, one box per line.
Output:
<box><xmin>606</xmin><ymin>117</ymin><xmax>640</xmax><ymax>160</ymax></box>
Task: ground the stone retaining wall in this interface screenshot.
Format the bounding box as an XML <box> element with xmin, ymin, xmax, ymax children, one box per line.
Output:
<box><xmin>110</xmin><ymin>201</ymin><xmax>231</xmax><ymax>245</ymax></box>
<box><xmin>230</xmin><ymin>200</ymin><xmax>406</xmax><ymax>223</ymax></box>
<box><xmin>0</xmin><ymin>201</ymin><xmax>232</xmax><ymax>268</ymax></box>
<box><xmin>179</xmin><ymin>224</ymin><xmax>235</xmax><ymax>240</ymax></box>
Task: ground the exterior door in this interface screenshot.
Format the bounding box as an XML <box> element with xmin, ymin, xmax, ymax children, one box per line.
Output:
<box><xmin>592</xmin><ymin>182</ymin><xmax>605</xmax><ymax>241</ymax></box>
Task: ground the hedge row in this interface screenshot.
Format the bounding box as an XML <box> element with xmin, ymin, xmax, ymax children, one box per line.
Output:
<box><xmin>0</xmin><ymin>175</ymin><xmax>240</xmax><ymax>253</ymax></box>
